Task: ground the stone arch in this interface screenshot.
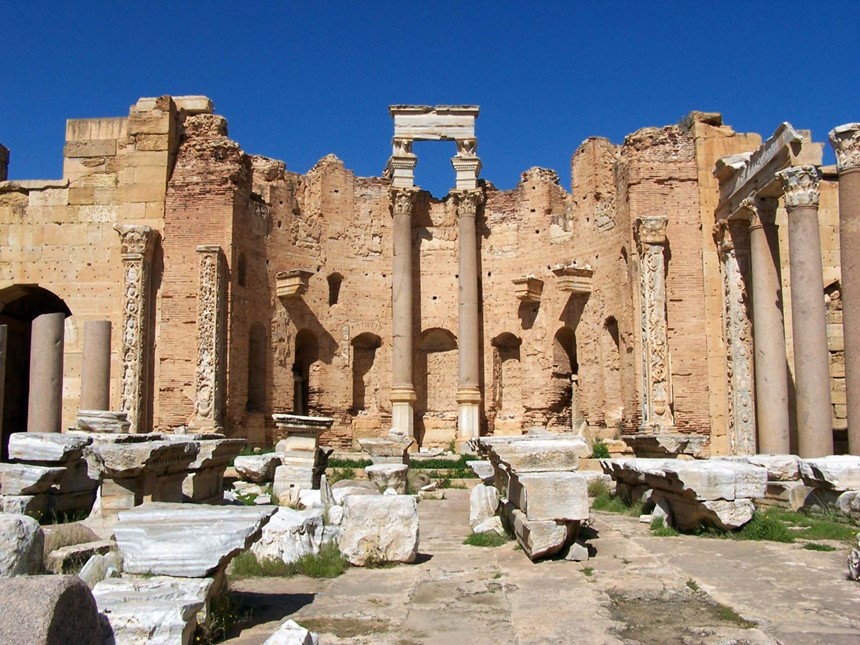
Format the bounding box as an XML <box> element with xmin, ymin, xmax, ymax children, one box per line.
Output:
<box><xmin>293</xmin><ymin>328</ymin><xmax>319</xmax><ymax>415</ymax></box>
<box><xmin>247</xmin><ymin>322</ymin><xmax>267</xmax><ymax>412</ymax></box>
<box><xmin>0</xmin><ymin>285</ymin><xmax>71</xmax><ymax>460</ymax></box>
<box><xmin>351</xmin><ymin>332</ymin><xmax>382</xmax><ymax>413</ymax></box>
<box><xmin>602</xmin><ymin>316</ymin><xmax>624</xmax><ymax>428</ymax></box>
<box><xmin>491</xmin><ymin>332</ymin><xmax>523</xmax><ymax>434</ymax></box>
<box><xmin>552</xmin><ymin>326</ymin><xmax>578</xmax><ymax>376</ymax></box>
<box><xmin>327</xmin><ymin>272</ymin><xmax>343</xmax><ymax>306</ymax></box>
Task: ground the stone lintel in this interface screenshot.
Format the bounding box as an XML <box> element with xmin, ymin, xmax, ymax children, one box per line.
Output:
<box><xmin>390</xmin><ymin>105</ymin><xmax>479</xmax><ymax>142</ymax></box>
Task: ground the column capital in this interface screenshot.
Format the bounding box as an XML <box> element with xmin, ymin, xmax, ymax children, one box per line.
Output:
<box><xmin>741</xmin><ymin>196</ymin><xmax>778</xmax><ymax>228</ymax></box>
<box><xmin>451</xmin><ymin>189</ymin><xmax>484</xmax><ymax>217</ymax></box>
<box><xmin>713</xmin><ymin>220</ymin><xmax>734</xmax><ymax>255</ymax></box>
<box><xmin>456</xmin><ymin>138</ymin><xmax>478</xmax><ymax>157</ymax></box>
<box><xmin>390</xmin><ymin>187</ymin><xmax>419</xmax><ymax>216</ymax></box>
<box><xmin>115</xmin><ymin>224</ymin><xmax>158</xmax><ymax>260</ymax></box>
<box><xmin>634</xmin><ymin>215</ymin><xmax>668</xmax><ymax>249</ymax></box>
<box><xmin>829</xmin><ymin>123</ymin><xmax>860</xmax><ymax>173</ymax></box>
<box><xmin>777</xmin><ymin>165</ymin><xmax>821</xmax><ymax>208</ymax></box>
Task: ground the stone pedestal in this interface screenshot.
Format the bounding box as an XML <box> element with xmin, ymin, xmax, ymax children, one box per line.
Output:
<box><xmin>272</xmin><ymin>414</ymin><xmax>334</xmax><ymax>497</ymax></box>
<box><xmin>27</xmin><ymin>312</ymin><xmax>65</xmax><ymax>433</ymax></box>
<box><xmin>778</xmin><ymin>166</ymin><xmax>833</xmax><ymax>457</ymax></box>
<box><xmin>829</xmin><ymin>124</ymin><xmax>860</xmax><ymax>455</ymax></box>
<box><xmin>80</xmin><ymin>320</ymin><xmax>112</xmax><ymax>411</ymax></box>
<box><xmin>745</xmin><ymin>198</ymin><xmax>791</xmax><ymax>454</ymax></box>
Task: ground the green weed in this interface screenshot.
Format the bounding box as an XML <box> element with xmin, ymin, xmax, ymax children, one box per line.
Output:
<box><xmin>686</xmin><ymin>579</ymin><xmax>700</xmax><ymax>592</ymax></box>
<box><xmin>734</xmin><ymin>511</ymin><xmax>794</xmax><ymax>543</ymax></box>
<box><xmin>463</xmin><ymin>531</ymin><xmax>509</xmax><ymax>547</ymax></box>
<box><xmin>230</xmin><ymin>542</ymin><xmax>348</xmax><ymax>579</ymax></box>
<box><xmin>327</xmin><ymin>467</ymin><xmax>356</xmax><ymax>484</ymax></box>
<box><xmin>650</xmin><ymin>517</ymin><xmax>679</xmax><ymax>537</ymax></box>
<box><xmin>591</xmin><ymin>438</ymin><xmax>611</xmax><ymax>459</ymax></box>
<box><xmin>802</xmin><ymin>542</ymin><xmax>838</xmax><ymax>552</ymax></box>
<box><xmin>582</xmin><ymin>566</ymin><xmax>594</xmax><ymax>576</ymax></box>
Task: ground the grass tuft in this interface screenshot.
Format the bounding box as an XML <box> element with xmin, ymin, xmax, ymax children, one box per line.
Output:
<box><xmin>463</xmin><ymin>531</ymin><xmax>509</xmax><ymax>547</ymax></box>
<box><xmin>591</xmin><ymin>438</ymin><xmax>611</xmax><ymax>459</ymax></box>
<box><xmin>581</xmin><ymin>566</ymin><xmax>594</xmax><ymax>576</ymax></box>
<box><xmin>714</xmin><ymin>603</ymin><xmax>756</xmax><ymax>628</ymax></box>
<box><xmin>327</xmin><ymin>467</ymin><xmax>355</xmax><ymax>485</ymax></box>
<box><xmin>734</xmin><ymin>511</ymin><xmax>795</xmax><ymax>543</ymax></box>
<box><xmin>592</xmin><ymin>490</ymin><xmax>643</xmax><ymax>517</ymax></box>
<box><xmin>686</xmin><ymin>578</ymin><xmax>700</xmax><ymax>592</ymax></box>
<box><xmin>230</xmin><ymin>542</ymin><xmax>348</xmax><ymax>579</ymax></box>
<box><xmin>802</xmin><ymin>542</ymin><xmax>838</xmax><ymax>552</ymax></box>
<box><xmin>587</xmin><ymin>478</ymin><xmax>611</xmax><ymax>498</ymax></box>
<box><xmin>650</xmin><ymin>516</ymin><xmax>679</xmax><ymax>537</ymax></box>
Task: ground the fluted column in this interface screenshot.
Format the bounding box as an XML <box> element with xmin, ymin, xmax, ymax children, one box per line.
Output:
<box><xmin>190</xmin><ymin>245</ymin><xmax>226</xmax><ymax>431</ymax></box>
<box><xmin>635</xmin><ymin>216</ymin><xmax>674</xmax><ymax>430</ymax></box>
<box><xmin>744</xmin><ymin>198</ymin><xmax>791</xmax><ymax>454</ymax></box>
<box><xmin>829</xmin><ymin>124</ymin><xmax>860</xmax><ymax>454</ymax></box>
<box><xmin>115</xmin><ymin>224</ymin><xmax>158</xmax><ymax>434</ymax></box>
<box><xmin>715</xmin><ymin>218</ymin><xmax>756</xmax><ymax>455</ymax></box>
<box><xmin>453</xmin><ymin>189</ymin><xmax>484</xmax><ymax>443</ymax></box>
<box><xmin>777</xmin><ymin>166</ymin><xmax>833</xmax><ymax>457</ymax></box>
<box><xmin>390</xmin><ymin>188</ymin><xmax>418</xmax><ymax>439</ymax></box>
<box><xmin>27</xmin><ymin>313</ymin><xmax>65</xmax><ymax>433</ymax></box>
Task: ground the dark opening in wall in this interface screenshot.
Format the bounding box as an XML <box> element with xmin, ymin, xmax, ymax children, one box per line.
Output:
<box><xmin>247</xmin><ymin>323</ymin><xmax>267</xmax><ymax>412</ymax></box>
<box><xmin>237</xmin><ymin>253</ymin><xmax>247</xmax><ymax>287</ymax></box>
<box><xmin>327</xmin><ymin>273</ymin><xmax>343</xmax><ymax>306</ymax></box>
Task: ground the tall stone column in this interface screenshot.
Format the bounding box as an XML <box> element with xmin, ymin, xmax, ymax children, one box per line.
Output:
<box><xmin>715</xmin><ymin>219</ymin><xmax>756</xmax><ymax>455</ymax></box>
<box><xmin>80</xmin><ymin>320</ymin><xmax>112</xmax><ymax>411</ymax></box>
<box><xmin>635</xmin><ymin>216</ymin><xmax>674</xmax><ymax>430</ymax></box>
<box><xmin>0</xmin><ymin>325</ymin><xmax>6</xmax><ymax>448</ymax></box>
<box><xmin>191</xmin><ymin>245</ymin><xmax>226</xmax><ymax>431</ymax></box>
<box><xmin>27</xmin><ymin>312</ymin><xmax>65</xmax><ymax>433</ymax></box>
<box><xmin>745</xmin><ymin>198</ymin><xmax>791</xmax><ymax>454</ymax></box>
<box><xmin>777</xmin><ymin>166</ymin><xmax>833</xmax><ymax>457</ymax></box>
<box><xmin>454</xmin><ymin>189</ymin><xmax>484</xmax><ymax>443</ymax></box>
<box><xmin>390</xmin><ymin>188</ymin><xmax>418</xmax><ymax>439</ymax></box>
<box><xmin>115</xmin><ymin>224</ymin><xmax>158</xmax><ymax>434</ymax></box>
<box><xmin>829</xmin><ymin>124</ymin><xmax>860</xmax><ymax>454</ymax></box>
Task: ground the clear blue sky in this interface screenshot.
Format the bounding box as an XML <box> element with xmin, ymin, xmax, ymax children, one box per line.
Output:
<box><xmin>2</xmin><ymin>2</ymin><xmax>858</xmax><ymax>196</ymax></box>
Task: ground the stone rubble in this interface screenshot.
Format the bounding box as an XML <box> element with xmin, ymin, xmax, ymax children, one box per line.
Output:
<box><xmin>263</xmin><ymin>619</ymin><xmax>320</xmax><ymax>645</ymax></box>
<box><xmin>469</xmin><ymin>482</ymin><xmax>500</xmax><ymax>531</ymax></box>
<box><xmin>234</xmin><ymin>453</ymin><xmax>281</xmax><ymax>483</ymax></box>
<box><xmin>357</xmin><ymin>429</ymin><xmax>414</xmax><ymax>465</ymax></box>
<box><xmin>365</xmin><ymin>463</ymin><xmax>408</xmax><ymax>494</ymax></box>
<box><xmin>251</xmin><ymin>507</ymin><xmax>326</xmax><ymax>564</ymax></box>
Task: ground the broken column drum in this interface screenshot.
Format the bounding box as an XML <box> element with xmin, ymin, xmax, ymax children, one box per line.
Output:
<box><xmin>115</xmin><ymin>225</ymin><xmax>158</xmax><ymax>434</ymax></box>
<box><xmin>27</xmin><ymin>312</ymin><xmax>65</xmax><ymax>433</ymax></box>
<box><xmin>635</xmin><ymin>216</ymin><xmax>674</xmax><ymax>430</ymax></box>
<box><xmin>829</xmin><ymin>124</ymin><xmax>860</xmax><ymax>455</ymax></box>
<box><xmin>777</xmin><ymin>166</ymin><xmax>833</xmax><ymax>457</ymax></box>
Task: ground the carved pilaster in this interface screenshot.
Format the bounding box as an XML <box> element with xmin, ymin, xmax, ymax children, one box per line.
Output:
<box><xmin>715</xmin><ymin>219</ymin><xmax>756</xmax><ymax>455</ymax></box>
<box><xmin>777</xmin><ymin>166</ymin><xmax>820</xmax><ymax>208</ymax></box>
<box><xmin>634</xmin><ymin>216</ymin><xmax>674</xmax><ymax>429</ymax></box>
<box><xmin>829</xmin><ymin>123</ymin><xmax>860</xmax><ymax>173</ymax></box>
<box><xmin>191</xmin><ymin>245</ymin><xmax>226</xmax><ymax>431</ymax></box>
<box><xmin>115</xmin><ymin>224</ymin><xmax>158</xmax><ymax>433</ymax></box>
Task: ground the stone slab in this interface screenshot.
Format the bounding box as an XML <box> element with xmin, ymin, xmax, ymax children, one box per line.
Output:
<box><xmin>8</xmin><ymin>432</ymin><xmax>92</xmax><ymax>463</ymax></box>
<box><xmin>507</xmin><ymin>471</ymin><xmax>589</xmax><ymax>522</ymax></box>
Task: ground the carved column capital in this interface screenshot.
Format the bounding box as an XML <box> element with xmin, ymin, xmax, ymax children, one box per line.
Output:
<box><xmin>390</xmin><ymin>187</ymin><xmax>419</xmax><ymax>216</ymax></box>
<box><xmin>777</xmin><ymin>165</ymin><xmax>821</xmax><ymax>208</ymax></box>
<box><xmin>455</xmin><ymin>138</ymin><xmax>478</xmax><ymax>157</ymax></box>
<box><xmin>713</xmin><ymin>220</ymin><xmax>734</xmax><ymax>255</ymax></box>
<box><xmin>451</xmin><ymin>189</ymin><xmax>484</xmax><ymax>218</ymax></box>
<box><xmin>829</xmin><ymin>123</ymin><xmax>860</xmax><ymax>173</ymax></box>
<box><xmin>115</xmin><ymin>224</ymin><xmax>157</xmax><ymax>260</ymax></box>
<box><xmin>635</xmin><ymin>215</ymin><xmax>668</xmax><ymax>250</ymax></box>
<box><xmin>742</xmin><ymin>197</ymin><xmax>778</xmax><ymax>229</ymax></box>
<box><xmin>392</xmin><ymin>137</ymin><xmax>413</xmax><ymax>156</ymax></box>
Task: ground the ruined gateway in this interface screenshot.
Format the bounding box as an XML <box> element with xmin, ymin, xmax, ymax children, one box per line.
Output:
<box><xmin>0</xmin><ymin>96</ymin><xmax>852</xmax><ymax>459</ymax></box>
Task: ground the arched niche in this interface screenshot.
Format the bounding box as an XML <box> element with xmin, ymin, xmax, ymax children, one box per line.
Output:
<box><xmin>351</xmin><ymin>332</ymin><xmax>382</xmax><ymax>413</ymax></box>
<box><xmin>293</xmin><ymin>328</ymin><xmax>320</xmax><ymax>415</ymax></box>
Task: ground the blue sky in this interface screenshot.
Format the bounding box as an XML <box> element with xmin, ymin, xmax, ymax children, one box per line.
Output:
<box><xmin>2</xmin><ymin>2</ymin><xmax>858</xmax><ymax>195</ymax></box>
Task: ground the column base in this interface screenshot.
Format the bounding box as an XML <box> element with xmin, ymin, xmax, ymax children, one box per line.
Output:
<box><xmin>456</xmin><ymin>387</ymin><xmax>481</xmax><ymax>450</ymax></box>
<box><xmin>390</xmin><ymin>387</ymin><xmax>416</xmax><ymax>442</ymax></box>
<box><xmin>188</xmin><ymin>417</ymin><xmax>224</xmax><ymax>434</ymax></box>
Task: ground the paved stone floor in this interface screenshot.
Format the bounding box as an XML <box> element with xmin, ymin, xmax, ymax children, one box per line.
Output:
<box><xmin>225</xmin><ymin>488</ymin><xmax>860</xmax><ymax>644</ymax></box>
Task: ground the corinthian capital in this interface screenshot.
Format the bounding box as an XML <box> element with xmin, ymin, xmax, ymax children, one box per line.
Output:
<box><xmin>777</xmin><ymin>166</ymin><xmax>820</xmax><ymax>209</ymax></box>
<box><xmin>829</xmin><ymin>123</ymin><xmax>860</xmax><ymax>173</ymax></box>
<box><xmin>115</xmin><ymin>224</ymin><xmax>157</xmax><ymax>259</ymax></box>
<box><xmin>451</xmin><ymin>189</ymin><xmax>484</xmax><ymax>218</ymax></box>
<box><xmin>635</xmin><ymin>215</ymin><xmax>668</xmax><ymax>248</ymax></box>
<box><xmin>390</xmin><ymin>187</ymin><xmax>419</xmax><ymax>216</ymax></box>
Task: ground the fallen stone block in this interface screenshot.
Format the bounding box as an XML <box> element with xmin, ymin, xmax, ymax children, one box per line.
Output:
<box><xmin>339</xmin><ymin>495</ymin><xmax>419</xmax><ymax>566</ymax></box>
<box><xmin>114</xmin><ymin>502</ymin><xmax>276</xmax><ymax>577</ymax></box>
<box><xmin>263</xmin><ymin>618</ymin><xmax>320</xmax><ymax>645</ymax></box>
<box><xmin>473</xmin><ymin>516</ymin><xmax>505</xmax><ymax>536</ymax></box>
<box><xmin>800</xmin><ymin>456</ymin><xmax>860</xmax><ymax>491</ymax></box>
<box><xmin>469</xmin><ymin>482</ymin><xmax>500</xmax><ymax>530</ymax></box>
<box><xmin>485</xmin><ymin>437</ymin><xmax>589</xmax><ymax>473</ymax></box>
<box><xmin>357</xmin><ymin>430</ymin><xmax>414</xmax><ymax>465</ymax></box>
<box><xmin>508</xmin><ymin>504</ymin><xmax>572</xmax><ymax>561</ymax></box>
<box><xmin>0</xmin><ymin>513</ymin><xmax>44</xmax><ymax>576</ymax></box>
<box><xmin>251</xmin><ymin>507</ymin><xmax>325</xmax><ymax>564</ymax></box>
<box><xmin>1</xmin><ymin>493</ymin><xmax>47</xmax><ymax>517</ymax></box>
<box><xmin>365</xmin><ymin>463</ymin><xmax>408</xmax><ymax>494</ymax></box>
<box><xmin>565</xmin><ymin>541</ymin><xmax>589</xmax><ymax>562</ymax></box>
<box><xmin>0</xmin><ymin>575</ymin><xmax>101</xmax><ymax>645</ymax></box>
<box><xmin>235</xmin><ymin>453</ymin><xmax>281</xmax><ymax>483</ymax></box>
<box><xmin>0</xmin><ymin>462</ymin><xmax>65</xmax><ymax>495</ymax></box>
<box><xmin>78</xmin><ymin>550</ymin><xmax>122</xmax><ymax>589</ymax></box>
<box><xmin>7</xmin><ymin>432</ymin><xmax>92</xmax><ymax>463</ymax></box>
<box><xmin>47</xmin><ymin>539</ymin><xmax>113</xmax><ymax>574</ymax></box>
<box><xmin>507</xmin><ymin>471</ymin><xmax>589</xmax><ymax>522</ymax></box>
<box><xmin>837</xmin><ymin>491</ymin><xmax>860</xmax><ymax>522</ymax></box>
<box><xmin>94</xmin><ymin>576</ymin><xmax>212</xmax><ymax>645</ymax></box>
<box><xmin>652</xmin><ymin>491</ymin><xmax>755</xmax><ymax>532</ymax></box>
<box><xmin>467</xmin><ymin>460</ymin><xmax>494</xmax><ymax>480</ymax></box>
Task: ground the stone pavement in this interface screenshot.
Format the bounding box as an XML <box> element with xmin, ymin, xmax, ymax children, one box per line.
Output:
<box><xmin>225</xmin><ymin>488</ymin><xmax>860</xmax><ymax>644</ymax></box>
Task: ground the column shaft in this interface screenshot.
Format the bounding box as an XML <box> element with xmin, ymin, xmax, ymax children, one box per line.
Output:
<box><xmin>748</xmin><ymin>208</ymin><xmax>791</xmax><ymax>453</ymax></box>
<box><xmin>0</xmin><ymin>325</ymin><xmax>6</xmax><ymax>456</ymax></box>
<box><xmin>27</xmin><ymin>312</ymin><xmax>65</xmax><ymax>433</ymax></box>
<box><xmin>779</xmin><ymin>167</ymin><xmax>833</xmax><ymax>457</ymax></box>
<box><xmin>830</xmin><ymin>124</ymin><xmax>860</xmax><ymax>454</ymax></box>
<box><xmin>390</xmin><ymin>189</ymin><xmax>417</xmax><ymax>439</ymax></box>
<box><xmin>80</xmin><ymin>320</ymin><xmax>112</xmax><ymax>411</ymax></box>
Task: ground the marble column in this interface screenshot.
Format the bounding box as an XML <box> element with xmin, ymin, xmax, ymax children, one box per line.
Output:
<box><xmin>829</xmin><ymin>124</ymin><xmax>860</xmax><ymax>454</ymax></box>
<box><xmin>190</xmin><ymin>245</ymin><xmax>226</xmax><ymax>431</ymax></box>
<box><xmin>777</xmin><ymin>166</ymin><xmax>833</xmax><ymax>457</ymax></box>
<box><xmin>454</xmin><ymin>189</ymin><xmax>484</xmax><ymax>442</ymax></box>
<box><xmin>744</xmin><ymin>198</ymin><xmax>791</xmax><ymax>454</ymax></box>
<box><xmin>390</xmin><ymin>188</ymin><xmax>418</xmax><ymax>440</ymax></box>
<box><xmin>80</xmin><ymin>320</ymin><xmax>112</xmax><ymax>411</ymax></box>
<box><xmin>0</xmin><ymin>325</ymin><xmax>6</xmax><ymax>446</ymax></box>
<box><xmin>27</xmin><ymin>312</ymin><xmax>65</xmax><ymax>433</ymax></box>
<box><xmin>715</xmin><ymin>218</ymin><xmax>756</xmax><ymax>455</ymax></box>
<box><xmin>115</xmin><ymin>224</ymin><xmax>158</xmax><ymax>434</ymax></box>
<box><xmin>635</xmin><ymin>216</ymin><xmax>674</xmax><ymax>430</ymax></box>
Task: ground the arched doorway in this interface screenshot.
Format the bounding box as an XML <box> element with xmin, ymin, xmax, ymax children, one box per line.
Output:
<box><xmin>415</xmin><ymin>328</ymin><xmax>458</xmax><ymax>446</ymax></box>
<box><xmin>0</xmin><ymin>285</ymin><xmax>71</xmax><ymax>460</ymax></box>
<box><xmin>491</xmin><ymin>332</ymin><xmax>523</xmax><ymax>435</ymax></box>
<box><xmin>602</xmin><ymin>317</ymin><xmax>624</xmax><ymax>429</ymax></box>
<box><xmin>351</xmin><ymin>333</ymin><xmax>382</xmax><ymax>413</ymax></box>
<box><xmin>551</xmin><ymin>325</ymin><xmax>583</xmax><ymax>431</ymax></box>
<box><xmin>293</xmin><ymin>329</ymin><xmax>319</xmax><ymax>416</ymax></box>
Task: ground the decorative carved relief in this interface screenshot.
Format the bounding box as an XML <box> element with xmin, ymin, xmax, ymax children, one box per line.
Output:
<box><xmin>192</xmin><ymin>245</ymin><xmax>226</xmax><ymax>430</ymax></box>
<box><xmin>777</xmin><ymin>166</ymin><xmax>820</xmax><ymax>208</ymax></box>
<box><xmin>115</xmin><ymin>224</ymin><xmax>158</xmax><ymax>433</ymax></box>
<box><xmin>594</xmin><ymin>198</ymin><xmax>616</xmax><ymax>231</ymax></box>
<box><xmin>715</xmin><ymin>220</ymin><xmax>756</xmax><ymax>455</ymax></box>
<box><xmin>829</xmin><ymin>123</ymin><xmax>860</xmax><ymax>173</ymax></box>
<box><xmin>392</xmin><ymin>137</ymin><xmax>413</xmax><ymax>156</ymax></box>
<box><xmin>634</xmin><ymin>216</ymin><xmax>674</xmax><ymax>429</ymax></box>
